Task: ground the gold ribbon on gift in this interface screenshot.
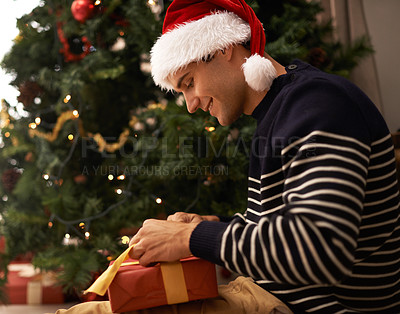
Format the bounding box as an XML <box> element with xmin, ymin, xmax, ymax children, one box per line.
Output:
<box><xmin>84</xmin><ymin>246</ymin><xmax>133</xmax><ymax>296</ymax></box>
<box><xmin>160</xmin><ymin>261</ymin><xmax>188</xmax><ymax>304</ymax></box>
<box><xmin>84</xmin><ymin>246</ymin><xmax>189</xmax><ymax>304</ymax></box>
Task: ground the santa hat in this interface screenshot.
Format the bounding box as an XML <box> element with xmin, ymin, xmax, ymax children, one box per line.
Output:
<box><xmin>150</xmin><ymin>0</ymin><xmax>277</xmax><ymax>92</ymax></box>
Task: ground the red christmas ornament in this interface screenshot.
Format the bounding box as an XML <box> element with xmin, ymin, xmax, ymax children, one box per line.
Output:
<box><xmin>57</xmin><ymin>21</ymin><xmax>92</xmax><ymax>62</ymax></box>
<box><xmin>1</xmin><ymin>168</ymin><xmax>21</xmax><ymax>193</ymax></box>
<box><xmin>17</xmin><ymin>81</ymin><xmax>43</xmax><ymax>108</ymax></box>
<box><xmin>306</xmin><ymin>47</ymin><xmax>330</xmax><ymax>69</ymax></box>
<box><xmin>71</xmin><ymin>0</ymin><xmax>95</xmax><ymax>23</ymax></box>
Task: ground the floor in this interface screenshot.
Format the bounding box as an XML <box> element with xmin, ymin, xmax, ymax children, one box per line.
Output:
<box><xmin>0</xmin><ymin>303</ymin><xmax>77</xmax><ymax>314</ymax></box>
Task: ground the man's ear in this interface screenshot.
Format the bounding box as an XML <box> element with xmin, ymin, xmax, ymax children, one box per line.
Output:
<box><xmin>223</xmin><ymin>46</ymin><xmax>234</xmax><ymax>61</ymax></box>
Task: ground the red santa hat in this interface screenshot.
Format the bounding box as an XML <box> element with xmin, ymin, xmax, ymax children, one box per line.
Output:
<box><xmin>150</xmin><ymin>0</ymin><xmax>277</xmax><ymax>92</ymax></box>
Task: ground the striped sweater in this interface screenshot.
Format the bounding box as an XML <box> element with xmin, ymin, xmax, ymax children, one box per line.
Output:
<box><xmin>190</xmin><ymin>60</ymin><xmax>400</xmax><ymax>313</ymax></box>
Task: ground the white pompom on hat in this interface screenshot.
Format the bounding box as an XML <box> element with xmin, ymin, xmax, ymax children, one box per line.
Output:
<box><xmin>150</xmin><ymin>0</ymin><xmax>277</xmax><ymax>92</ymax></box>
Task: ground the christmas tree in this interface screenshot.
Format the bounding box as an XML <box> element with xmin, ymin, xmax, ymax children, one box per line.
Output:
<box><xmin>0</xmin><ymin>0</ymin><xmax>373</xmax><ymax>303</ymax></box>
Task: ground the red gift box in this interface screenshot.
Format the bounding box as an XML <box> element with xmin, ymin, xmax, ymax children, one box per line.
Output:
<box><xmin>0</xmin><ymin>236</ymin><xmax>5</xmax><ymax>254</ymax></box>
<box><xmin>108</xmin><ymin>257</ymin><xmax>219</xmax><ymax>312</ymax></box>
<box><xmin>5</xmin><ymin>262</ymin><xmax>64</xmax><ymax>304</ymax></box>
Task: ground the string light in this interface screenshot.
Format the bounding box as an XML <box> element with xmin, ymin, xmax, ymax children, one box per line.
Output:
<box><xmin>121</xmin><ymin>236</ymin><xmax>130</xmax><ymax>245</ymax></box>
<box><xmin>37</xmin><ymin>95</ymin><xmax>173</xmax><ymax>243</ymax></box>
<box><xmin>205</xmin><ymin>126</ymin><xmax>215</xmax><ymax>132</ymax></box>
<box><xmin>94</xmin><ymin>0</ymin><xmax>101</xmax><ymax>5</ymax></box>
<box><xmin>148</xmin><ymin>0</ymin><xmax>156</xmax><ymax>6</ymax></box>
<box><xmin>68</xmin><ymin>134</ymin><xmax>74</xmax><ymax>141</ymax></box>
<box><xmin>63</xmin><ymin>95</ymin><xmax>71</xmax><ymax>103</ymax></box>
<box><xmin>4</xmin><ymin>132</ymin><xmax>10</xmax><ymax>138</ymax></box>
<box><xmin>21</xmin><ymin>94</ymin><xmax>139</xmax><ymax>244</ymax></box>
<box><xmin>48</xmin><ymin>215</ymin><xmax>55</xmax><ymax>228</ymax></box>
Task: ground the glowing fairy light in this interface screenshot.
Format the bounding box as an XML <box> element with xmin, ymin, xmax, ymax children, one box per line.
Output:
<box><xmin>65</xmin><ymin>233</ymin><xmax>71</xmax><ymax>239</ymax></box>
<box><xmin>155</xmin><ymin>197</ymin><xmax>162</xmax><ymax>204</ymax></box>
<box><xmin>72</xmin><ymin>110</ymin><xmax>79</xmax><ymax>118</ymax></box>
<box><xmin>63</xmin><ymin>95</ymin><xmax>71</xmax><ymax>103</ymax></box>
<box><xmin>85</xmin><ymin>231</ymin><xmax>90</xmax><ymax>239</ymax></box>
<box><xmin>42</xmin><ymin>174</ymin><xmax>50</xmax><ymax>180</ymax></box>
<box><xmin>108</xmin><ymin>174</ymin><xmax>114</xmax><ymax>181</ymax></box>
<box><xmin>35</xmin><ymin>117</ymin><xmax>41</xmax><ymax>124</ymax></box>
<box><xmin>68</xmin><ymin>134</ymin><xmax>74</xmax><ymax>141</ymax></box>
<box><xmin>94</xmin><ymin>0</ymin><xmax>101</xmax><ymax>5</ymax></box>
<box><xmin>205</xmin><ymin>126</ymin><xmax>215</xmax><ymax>132</ymax></box>
<box><xmin>148</xmin><ymin>0</ymin><xmax>156</xmax><ymax>6</ymax></box>
<box><xmin>117</xmin><ymin>174</ymin><xmax>125</xmax><ymax>180</ymax></box>
<box><xmin>79</xmin><ymin>222</ymin><xmax>85</xmax><ymax>229</ymax></box>
<box><xmin>4</xmin><ymin>132</ymin><xmax>10</xmax><ymax>138</ymax></box>
<box><xmin>121</xmin><ymin>236</ymin><xmax>130</xmax><ymax>245</ymax></box>
<box><xmin>29</xmin><ymin>123</ymin><xmax>37</xmax><ymax>129</ymax></box>
<box><xmin>116</xmin><ymin>189</ymin><xmax>123</xmax><ymax>195</ymax></box>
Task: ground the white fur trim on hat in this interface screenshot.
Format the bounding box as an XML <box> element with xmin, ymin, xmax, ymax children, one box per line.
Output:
<box><xmin>150</xmin><ymin>12</ymin><xmax>251</xmax><ymax>91</ymax></box>
<box><xmin>242</xmin><ymin>54</ymin><xmax>277</xmax><ymax>92</ymax></box>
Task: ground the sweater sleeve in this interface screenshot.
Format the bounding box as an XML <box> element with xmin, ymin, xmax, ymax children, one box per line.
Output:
<box><xmin>191</xmin><ymin>77</ymin><xmax>374</xmax><ymax>285</ymax></box>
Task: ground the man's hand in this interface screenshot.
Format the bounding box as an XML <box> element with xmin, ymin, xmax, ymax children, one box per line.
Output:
<box><xmin>128</xmin><ymin>219</ymin><xmax>198</xmax><ymax>266</ymax></box>
<box><xmin>167</xmin><ymin>212</ymin><xmax>220</xmax><ymax>223</ymax></box>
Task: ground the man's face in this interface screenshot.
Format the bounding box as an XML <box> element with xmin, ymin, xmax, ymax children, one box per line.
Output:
<box><xmin>168</xmin><ymin>50</ymin><xmax>249</xmax><ymax>126</ymax></box>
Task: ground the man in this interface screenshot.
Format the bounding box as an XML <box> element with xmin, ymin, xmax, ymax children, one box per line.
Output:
<box><xmin>57</xmin><ymin>0</ymin><xmax>400</xmax><ymax>313</ymax></box>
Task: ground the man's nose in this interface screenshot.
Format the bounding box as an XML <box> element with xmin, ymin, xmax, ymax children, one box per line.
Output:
<box><xmin>184</xmin><ymin>93</ymin><xmax>200</xmax><ymax>113</ymax></box>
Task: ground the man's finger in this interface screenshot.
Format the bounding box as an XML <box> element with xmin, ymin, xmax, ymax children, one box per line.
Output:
<box><xmin>168</xmin><ymin>212</ymin><xmax>194</xmax><ymax>223</ymax></box>
<box><xmin>167</xmin><ymin>212</ymin><xmax>183</xmax><ymax>221</ymax></box>
<box><xmin>129</xmin><ymin>242</ymin><xmax>145</xmax><ymax>259</ymax></box>
<box><xmin>129</xmin><ymin>234</ymin><xmax>139</xmax><ymax>247</ymax></box>
<box><xmin>138</xmin><ymin>251</ymin><xmax>157</xmax><ymax>267</ymax></box>
<box><xmin>166</xmin><ymin>214</ymin><xmax>175</xmax><ymax>221</ymax></box>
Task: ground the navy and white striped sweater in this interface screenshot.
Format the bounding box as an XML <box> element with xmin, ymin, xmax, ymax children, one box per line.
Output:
<box><xmin>190</xmin><ymin>60</ymin><xmax>400</xmax><ymax>313</ymax></box>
